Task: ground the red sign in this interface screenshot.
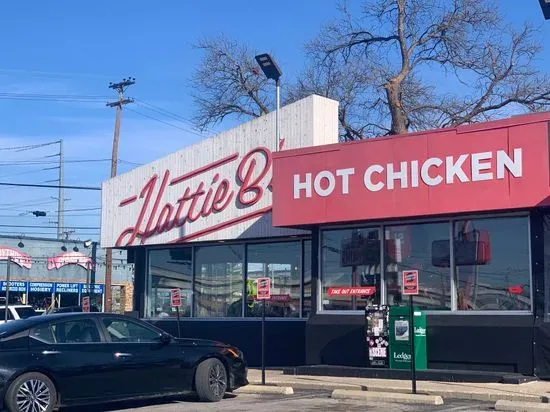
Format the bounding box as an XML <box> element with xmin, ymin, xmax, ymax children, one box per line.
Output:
<box><xmin>81</xmin><ymin>296</ymin><xmax>90</xmax><ymax>313</ymax></box>
<box><xmin>402</xmin><ymin>270</ymin><xmax>419</xmax><ymax>296</ymax></box>
<box><xmin>256</xmin><ymin>278</ymin><xmax>271</xmax><ymax>300</ymax></box>
<box><xmin>327</xmin><ymin>287</ymin><xmax>376</xmax><ymax>297</ymax></box>
<box><xmin>170</xmin><ymin>289</ymin><xmax>182</xmax><ymax>307</ymax></box>
<box><xmin>47</xmin><ymin>252</ymin><xmax>93</xmax><ymax>270</ymax></box>
<box><xmin>115</xmin><ymin>147</ymin><xmax>274</xmax><ymax>247</ymax></box>
<box><xmin>0</xmin><ymin>247</ymin><xmax>32</xmax><ymax>269</ymax></box>
<box><xmin>272</xmin><ymin>114</ymin><xmax>550</xmax><ymax>227</ymax></box>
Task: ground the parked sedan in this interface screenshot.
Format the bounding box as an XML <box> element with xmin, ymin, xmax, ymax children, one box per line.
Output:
<box><xmin>0</xmin><ymin>313</ymin><xmax>248</xmax><ymax>412</ymax></box>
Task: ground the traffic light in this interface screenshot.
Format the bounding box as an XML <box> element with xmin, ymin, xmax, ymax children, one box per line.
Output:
<box><xmin>31</xmin><ymin>211</ymin><xmax>47</xmax><ymax>217</ymax></box>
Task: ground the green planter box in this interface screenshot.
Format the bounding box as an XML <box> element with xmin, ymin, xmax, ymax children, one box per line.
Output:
<box><xmin>389</xmin><ymin>306</ymin><xmax>427</xmax><ymax>370</ymax></box>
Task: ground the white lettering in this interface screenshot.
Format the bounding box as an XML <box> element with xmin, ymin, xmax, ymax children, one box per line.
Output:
<box><xmin>445</xmin><ymin>154</ymin><xmax>469</xmax><ymax>184</ymax></box>
<box><xmin>497</xmin><ymin>148</ymin><xmax>522</xmax><ymax>179</ymax></box>
<box><xmin>364</xmin><ymin>165</ymin><xmax>385</xmax><ymax>192</ymax></box>
<box><xmin>410</xmin><ymin>160</ymin><xmax>419</xmax><ymax>188</ymax></box>
<box><xmin>471</xmin><ymin>152</ymin><xmax>493</xmax><ymax>181</ymax></box>
<box><xmin>387</xmin><ymin>161</ymin><xmax>408</xmax><ymax>190</ymax></box>
<box><xmin>293</xmin><ymin>173</ymin><xmax>312</xmax><ymax>199</ymax></box>
<box><xmin>421</xmin><ymin>158</ymin><xmax>443</xmax><ymax>186</ymax></box>
<box><xmin>314</xmin><ymin>171</ymin><xmax>336</xmax><ymax>197</ymax></box>
<box><xmin>336</xmin><ymin>168</ymin><xmax>355</xmax><ymax>194</ymax></box>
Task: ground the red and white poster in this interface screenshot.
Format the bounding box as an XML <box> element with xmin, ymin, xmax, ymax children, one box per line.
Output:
<box><xmin>402</xmin><ymin>270</ymin><xmax>419</xmax><ymax>296</ymax></box>
<box><xmin>170</xmin><ymin>289</ymin><xmax>182</xmax><ymax>307</ymax></box>
<box><xmin>81</xmin><ymin>296</ymin><xmax>90</xmax><ymax>313</ymax></box>
<box><xmin>256</xmin><ymin>278</ymin><xmax>271</xmax><ymax>300</ymax></box>
<box><xmin>327</xmin><ymin>287</ymin><xmax>376</xmax><ymax>297</ymax></box>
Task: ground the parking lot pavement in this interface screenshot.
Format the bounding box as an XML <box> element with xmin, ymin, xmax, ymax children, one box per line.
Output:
<box><xmin>62</xmin><ymin>390</ymin><xmax>494</xmax><ymax>412</ymax></box>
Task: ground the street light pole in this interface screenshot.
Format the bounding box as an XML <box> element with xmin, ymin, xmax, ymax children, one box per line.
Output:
<box><xmin>276</xmin><ymin>78</ymin><xmax>281</xmax><ymax>151</ymax></box>
<box><xmin>255</xmin><ymin>53</ymin><xmax>283</xmax><ymax>152</ymax></box>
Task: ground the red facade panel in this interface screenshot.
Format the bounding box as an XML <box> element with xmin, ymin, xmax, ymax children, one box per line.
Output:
<box><xmin>272</xmin><ymin>115</ymin><xmax>550</xmax><ymax>227</ymax></box>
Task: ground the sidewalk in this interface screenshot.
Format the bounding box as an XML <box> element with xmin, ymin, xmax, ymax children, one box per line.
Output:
<box><xmin>247</xmin><ymin>369</ymin><xmax>550</xmax><ymax>403</ymax></box>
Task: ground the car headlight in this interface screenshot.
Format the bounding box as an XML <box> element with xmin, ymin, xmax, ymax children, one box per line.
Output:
<box><xmin>227</xmin><ymin>347</ymin><xmax>244</xmax><ymax>360</ymax></box>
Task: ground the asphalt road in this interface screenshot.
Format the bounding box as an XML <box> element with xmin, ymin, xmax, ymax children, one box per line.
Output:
<box><xmin>61</xmin><ymin>390</ymin><xmax>494</xmax><ymax>412</ymax></box>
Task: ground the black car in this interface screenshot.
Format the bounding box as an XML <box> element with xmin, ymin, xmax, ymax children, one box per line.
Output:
<box><xmin>0</xmin><ymin>313</ymin><xmax>248</xmax><ymax>412</ymax></box>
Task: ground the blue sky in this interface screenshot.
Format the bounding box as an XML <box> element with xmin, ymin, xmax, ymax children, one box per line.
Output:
<box><xmin>0</xmin><ymin>0</ymin><xmax>548</xmax><ymax>241</ymax></box>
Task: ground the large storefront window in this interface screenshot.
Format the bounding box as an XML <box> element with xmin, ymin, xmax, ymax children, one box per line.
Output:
<box><xmin>246</xmin><ymin>242</ymin><xmax>301</xmax><ymax>318</ymax></box>
<box><xmin>453</xmin><ymin>217</ymin><xmax>530</xmax><ymax>311</ymax></box>
<box><xmin>194</xmin><ymin>245</ymin><xmax>244</xmax><ymax>318</ymax></box>
<box><xmin>148</xmin><ymin>248</ymin><xmax>192</xmax><ymax>318</ymax></box>
<box><xmin>386</xmin><ymin>223</ymin><xmax>451</xmax><ymax>310</ymax></box>
<box><xmin>321</xmin><ymin>228</ymin><xmax>381</xmax><ymax>310</ymax></box>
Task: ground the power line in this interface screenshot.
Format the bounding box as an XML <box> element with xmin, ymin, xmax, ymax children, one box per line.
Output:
<box><xmin>0</xmin><ymin>140</ymin><xmax>60</xmax><ymax>152</ymax></box>
<box><xmin>0</xmin><ymin>224</ymin><xmax>99</xmax><ymax>229</ymax></box>
<box><xmin>126</xmin><ymin>107</ymin><xmax>206</xmax><ymax>137</ymax></box>
<box><xmin>0</xmin><ymin>182</ymin><xmax>101</xmax><ymax>190</ymax></box>
<box><xmin>134</xmin><ymin>99</ymin><xmax>213</xmax><ymax>134</ymax></box>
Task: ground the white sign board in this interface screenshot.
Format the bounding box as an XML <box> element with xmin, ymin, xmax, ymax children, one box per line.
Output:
<box><xmin>101</xmin><ymin>95</ymin><xmax>339</xmax><ymax>248</ymax></box>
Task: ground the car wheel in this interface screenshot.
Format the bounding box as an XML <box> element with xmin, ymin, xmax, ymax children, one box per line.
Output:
<box><xmin>5</xmin><ymin>372</ymin><xmax>56</xmax><ymax>412</ymax></box>
<box><xmin>195</xmin><ymin>358</ymin><xmax>227</xmax><ymax>402</ymax></box>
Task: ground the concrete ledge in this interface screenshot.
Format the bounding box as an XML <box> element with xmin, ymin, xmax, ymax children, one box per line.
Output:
<box><xmin>249</xmin><ymin>379</ymin><xmax>365</xmax><ymax>391</ymax></box>
<box><xmin>495</xmin><ymin>400</ymin><xmax>550</xmax><ymax>411</ymax></box>
<box><xmin>235</xmin><ymin>385</ymin><xmax>294</xmax><ymax>395</ymax></box>
<box><xmin>331</xmin><ymin>389</ymin><xmax>444</xmax><ymax>405</ymax></box>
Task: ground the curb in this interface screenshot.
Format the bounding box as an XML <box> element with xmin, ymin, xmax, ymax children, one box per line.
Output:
<box><xmin>235</xmin><ymin>385</ymin><xmax>294</xmax><ymax>395</ymax></box>
<box><xmin>249</xmin><ymin>380</ymin><xmax>365</xmax><ymax>391</ymax></box>
<box><xmin>331</xmin><ymin>389</ymin><xmax>444</xmax><ymax>405</ymax></box>
<box><xmin>250</xmin><ymin>380</ymin><xmax>542</xmax><ymax>403</ymax></box>
<box><xmin>365</xmin><ymin>385</ymin><xmax>542</xmax><ymax>403</ymax></box>
<box><xmin>495</xmin><ymin>400</ymin><xmax>550</xmax><ymax>411</ymax></box>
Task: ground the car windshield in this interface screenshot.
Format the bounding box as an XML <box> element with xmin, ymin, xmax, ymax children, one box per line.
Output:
<box><xmin>15</xmin><ymin>307</ymin><xmax>38</xmax><ymax>319</ymax></box>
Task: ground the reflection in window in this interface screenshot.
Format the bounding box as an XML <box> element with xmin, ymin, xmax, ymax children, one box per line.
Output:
<box><xmin>148</xmin><ymin>248</ymin><xmax>192</xmax><ymax>318</ymax></box>
<box><xmin>321</xmin><ymin>228</ymin><xmax>381</xmax><ymax>310</ymax></box>
<box><xmin>303</xmin><ymin>240</ymin><xmax>312</xmax><ymax>317</ymax></box>
<box><xmin>385</xmin><ymin>223</ymin><xmax>451</xmax><ymax>310</ymax></box>
<box><xmin>246</xmin><ymin>242</ymin><xmax>301</xmax><ymax>318</ymax></box>
<box><xmin>453</xmin><ymin>217</ymin><xmax>530</xmax><ymax>311</ymax></box>
<box><xmin>194</xmin><ymin>245</ymin><xmax>244</xmax><ymax>317</ymax></box>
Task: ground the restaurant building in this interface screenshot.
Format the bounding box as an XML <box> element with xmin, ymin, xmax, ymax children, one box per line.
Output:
<box><xmin>101</xmin><ymin>94</ymin><xmax>550</xmax><ymax>377</ymax></box>
<box><xmin>0</xmin><ymin>236</ymin><xmax>134</xmax><ymax>313</ymax></box>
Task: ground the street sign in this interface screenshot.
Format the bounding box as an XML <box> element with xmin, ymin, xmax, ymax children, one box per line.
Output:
<box><xmin>402</xmin><ymin>270</ymin><xmax>419</xmax><ymax>296</ymax></box>
<box><xmin>170</xmin><ymin>289</ymin><xmax>182</xmax><ymax>307</ymax></box>
<box><xmin>256</xmin><ymin>278</ymin><xmax>271</xmax><ymax>300</ymax></box>
<box><xmin>81</xmin><ymin>296</ymin><xmax>90</xmax><ymax>313</ymax></box>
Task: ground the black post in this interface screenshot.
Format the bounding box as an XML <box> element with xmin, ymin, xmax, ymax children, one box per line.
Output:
<box><xmin>409</xmin><ymin>295</ymin><xmax>417</xmax><ymax>394</ymax></box>
<box><xmin>90</xmin><ymin>242</ymin><xmax>97</xmax><ymax>309</ymax></box>
<box><xmin>261</xmin><ymin>298</ymin><xmax>266</xmax><ymax>385</ymax></box>
<box><xmin>176</xmin><ymin>306</ymin><xmax>182</xmax><ymax>338</ymax></box>
<box><xmin>4</xmin><ymin>257</ymin><xmax>11</xmax><ymax>322</ymax></box>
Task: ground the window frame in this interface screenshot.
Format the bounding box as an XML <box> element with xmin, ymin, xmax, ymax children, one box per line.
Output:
<box><xmin>317</xmin><ymin>212</ymin><xmax>532</xmax><ymax>316</ymax></box>
<box><xmin>145</xmin><ymin>237</ymin><xmax>312</xmax><ymax>320</ymax></box>
<box><xmin>319</xmin><ymin>226</ymin><xmax>383</xmax><ymax>311</ymax></box>
<box><xmin>29</xmin><ymin>318</ymin><xmax>105</xmax><ymax>345</ymax></box>
<box><xmin>99</xmin><ymin>317</ymin><xmax>163</xmax><ymax>344</ymax></box>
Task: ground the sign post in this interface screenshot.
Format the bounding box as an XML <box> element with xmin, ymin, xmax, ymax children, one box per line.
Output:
<box><xmin>402</xmin><ymin>270</ymin><xmax>419</xmax><ymax>394</ymax></box>
<box><xmin>256</xmin><ymin>278</ymin><xmax>271</xmax><ymax>385</ymax></box>
<box><xmin>4</xmin><ymin>257</ymin><xmax>10</xmax><ymax>322</ymax></box>
<box><xmin>170</xmin><ymin>289</ymin><xmax>182</xmax><ymax>338</ymax></box>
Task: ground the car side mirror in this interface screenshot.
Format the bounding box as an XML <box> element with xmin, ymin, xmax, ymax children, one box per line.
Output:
<box><xmin>160</xmin><ymin>333</ymin><xmax>172</xmax><ymax>345</ymax></box>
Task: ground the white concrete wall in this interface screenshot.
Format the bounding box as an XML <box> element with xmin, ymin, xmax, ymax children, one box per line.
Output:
<box><xmin>101</xmin><ymin>95</ymin><xmax>339</xmax><ymax>248</ymax></box>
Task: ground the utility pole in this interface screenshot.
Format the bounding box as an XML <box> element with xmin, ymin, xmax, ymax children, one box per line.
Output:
<box><xmin>105</xmin><ymin>77</ymin><xmax>135</xmax><ymax>312</ymax></box>
<box><xmin>57</xmin><ymin>139</ymin><xmax>64</xmax><ymax>240</ymax></box>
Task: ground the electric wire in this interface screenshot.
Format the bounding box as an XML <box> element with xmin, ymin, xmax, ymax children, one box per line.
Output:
<box><xmin>125</xmin><ymin>107</ymin><xmax>206</xmax><ymax>137</ymax></box>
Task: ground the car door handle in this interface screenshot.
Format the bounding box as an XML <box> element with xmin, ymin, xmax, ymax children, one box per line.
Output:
<box><xmin>41</xmin><ymin>350</ymin><xmax>61</xmax><ymax>355</ymax></box>
<box><xmin>114</xmin><ymin>352</ymin><xmax>133</xmax><ymax>359</ymax></box>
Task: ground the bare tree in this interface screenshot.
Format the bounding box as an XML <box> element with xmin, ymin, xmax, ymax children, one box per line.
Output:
<box><xmin>190</xmin><ymin>36</ymin><xmax>274</xmax><ymax>131</ymax></box>
<box><xmin>300</xmin><ymin>0</ymin><xmax>550</xmax><ymax>137</ymax></box>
